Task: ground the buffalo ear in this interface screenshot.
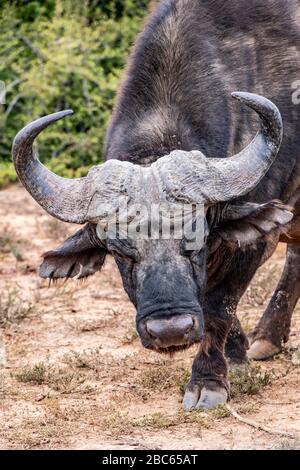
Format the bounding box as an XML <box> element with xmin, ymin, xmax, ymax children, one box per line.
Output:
<box><xmin>39</xmin><ymin>224</ymin><xmax>107</xmax><ymax>280</ymax></box>
<box><xmin>210</xmin><ymin>200</ymin><xmax>293</xmax><ymax>248</ymax></box>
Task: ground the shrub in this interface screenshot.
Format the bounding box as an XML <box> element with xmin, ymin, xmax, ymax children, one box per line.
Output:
<box><xmin>0</xmin><ymin>0</ymin><xmax>150</xmax><ymax>187</ymax></box>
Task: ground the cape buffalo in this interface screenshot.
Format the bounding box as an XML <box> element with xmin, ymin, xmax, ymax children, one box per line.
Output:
<box><xmin>12</xmin><ymin>0</ymin><xmax>300</xmax><ymax>409</ymax></box>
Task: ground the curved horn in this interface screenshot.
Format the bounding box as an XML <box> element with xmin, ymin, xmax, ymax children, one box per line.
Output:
<box><xmin>203</xmin><ymin>92</ymin><xmax>283</xmax><ymax>202</ymax></box>
<box><xmin>204</xmin><ymin>91</ymin><xmax>283</xmax><ymax>203</ymax></box>
<box><xmin>156</xmin><ymin>92</ymin><xmax>283</xmax><ymax>205</ymax></box>
<box><xmin>12</xmin><ymin>111</ymin><xmax>93</xmax><ymax>224</ymax></box>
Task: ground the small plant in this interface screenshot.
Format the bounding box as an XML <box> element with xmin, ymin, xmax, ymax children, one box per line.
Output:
<box><xmin>230</xmin><ymin>362</ymin><xmax>274</xmax><ymax>399</ymax></box>
<box><xmin>177</xmin><ymin>370</ymin><xmax>191</xmax><ymax>395</ymax></box>
<box><xmin>0</xmin><ymin>163</ymin><xmax>18</xmax><ymax>189</ymax></box>
<box><xmin>0</xmin><ymin>233</ymin><xmax>12</xmax><ymax>254</ymax></box>
<box><xmin>1</xmin><ymin>414</ymin><xmax>74</xmax><ymax>449</ymax></box>
<box><xmin>62</xmin><ymin>348</ymin><xmax>134</xmax><ymax>384</ymax></box>
<box><xmin>100</xmin><ymin>412</ymin><xmax>132</xmax><ymax>434</ymax></box>
<box><xmin>15</xmin><ymin>363</ymin><xmax>47</xmax><ymax>385</ymax></box>
<box><xmin>0</xmin><ymin>287</ymin><xmax>35</xmax><ymax>327</ymax></box>
<box><xmin>210</xmin><ymin>404</ymin><xmax>231</xmax><ymax>419</ymax></box>
<box><xmin>47</xmin><ymin>368</ymin><xmax>86</xmax><ymax>394</ymax></box>
<box><xmin>235</xmin><ymin>402</ymin><xmax>259</xmax><ymax>415</ymax></box>
<box><xmin>139</xmin><ymin>363</ymin><xmax>190</xmax><ymax>392</ymax></box>
<box><xmin>101</xmin><ymin>409</ymin><xmax>211</xmax><ymax>434</ymax></box>
<box><xmin>62</xmin><ymin>348</ymin><xmax>104</xmax><ymax>371</ymax></box>
<box><xmin>271</xmin><ymin>438</ymin><xmax>300</xmax><ymax>450</ymax></box>
<box><xmin>10</xmin><ymin>246</ymin><xmax>24</xmax><ymax>262</ymax></box>
<box><xmin>15</xmin><ymin>362</ymin><xmax>86</xmax><ymax>394</ymax></box>
<box><xmin>134</xmin><ymin>412</ymin><xmax>178</xmax><ymax>429</ymax></box>
<box><xmin>291</xmin><ymin>348</ymin><xmax>300</xmax><ymax>366</ymax></box>
<box><xmin>0</xmin><ymin>373</ymin><xmax>7</xmax><ymax>397</ymax></box>
<box><xmin>0</xmin><ymin>230</ymin><xmax>23</xmax><ymax>261</ymax></box>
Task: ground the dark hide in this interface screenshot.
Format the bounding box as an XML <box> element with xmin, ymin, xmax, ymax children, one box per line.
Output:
<box><xmin>208</xmin><ymin>200</ymin><xmax>293</xmax><ymax>252</ymax></box>
<box><xmin>103</xmin><ymin>0</ymin><xmax>300</xmax><ymax>401</ymax></box>
<box><xmin>105</xmin><ymin>0</ymin><xmax>300</xmax><ymax>207</ymax></box>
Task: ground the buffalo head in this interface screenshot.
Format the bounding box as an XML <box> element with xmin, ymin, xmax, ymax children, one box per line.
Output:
<box><xmin>12</xmin><ymin>92</ymin><xmax>293</xmax><ymax>352</ymax></box>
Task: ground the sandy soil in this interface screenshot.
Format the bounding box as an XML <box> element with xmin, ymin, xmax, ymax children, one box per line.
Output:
<box><xmin>0</xmin><ymin>184</ymin><xmax>299</xmax><ymax>450</ymax></box>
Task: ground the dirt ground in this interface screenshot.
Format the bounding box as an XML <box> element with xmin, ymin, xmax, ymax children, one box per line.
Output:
<box><xmin>0</xmin><ymin>183</ymin><xmax>299</xmax><ymax>450</ymax></box>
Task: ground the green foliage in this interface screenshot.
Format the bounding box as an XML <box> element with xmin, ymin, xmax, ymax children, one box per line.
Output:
<box><xmin>0</xmin><ymin>0</ymin><xmax>150</xmax><ymax>186</ymax></box>
<box><xmin>0</xmin><ymin>162</ymin><xmax>18</xmax><ymax>187</ymax></box>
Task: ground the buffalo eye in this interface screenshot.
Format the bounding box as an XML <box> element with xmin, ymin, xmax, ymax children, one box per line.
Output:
<box><xmin>107</xmin><ymin>238</ymin><xmax>139</xmax><ymax>261</ymax></box>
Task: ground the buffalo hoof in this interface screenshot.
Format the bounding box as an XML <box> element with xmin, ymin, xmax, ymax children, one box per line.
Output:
<box><xmin>183</xmin><ymin>385</ymin><xmax>228</xmax><ymax>410</ymax></box>
<box><xmin>247</xmin><ymin>339</ymin><xmax>281</xmax><ymax>360</ymax></box>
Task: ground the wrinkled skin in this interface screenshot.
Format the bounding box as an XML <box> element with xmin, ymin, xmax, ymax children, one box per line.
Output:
<box><xmin>15</xmin><ymin>0</ymin><xmax>300</xmax><ymax>410</ymax></box>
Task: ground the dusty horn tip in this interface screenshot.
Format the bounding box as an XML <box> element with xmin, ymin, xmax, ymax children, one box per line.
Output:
<box><xmin>230</xmin><ymin>91</ymin><xmax>279</xmax><ymax>113</ymax></box>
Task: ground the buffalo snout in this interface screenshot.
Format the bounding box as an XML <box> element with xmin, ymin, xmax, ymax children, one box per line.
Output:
<box><xmin>138</xmin><ymin>313</ymin><xmax>203</xmax><ymax>351</ymax></box>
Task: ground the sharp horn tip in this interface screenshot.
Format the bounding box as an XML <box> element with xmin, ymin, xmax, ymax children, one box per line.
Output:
<box><xmin>60</xmin><ymin>109</ymin><xmax>74</xmax><ymax>117</ymax></box>
<box><xmin>53</xmin><ymin>109</ymin><xmax>74</xmax><ymax>120</ymax></box>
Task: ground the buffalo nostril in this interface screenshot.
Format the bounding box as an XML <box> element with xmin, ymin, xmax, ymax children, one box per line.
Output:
<box><xmin>146</xmin><ymin>315</ymin><xmax>194</xmax><ymax>340</ymax></box>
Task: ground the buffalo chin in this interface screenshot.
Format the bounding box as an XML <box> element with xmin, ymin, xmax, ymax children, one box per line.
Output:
<box><xmin>143</xmin><ymin>341</ymin><xmax>198</xmax><ymax>356</ymax></box>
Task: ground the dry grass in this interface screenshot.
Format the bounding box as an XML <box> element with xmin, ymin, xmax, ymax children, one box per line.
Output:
<box><xmin>0</xmin><ymin>287</ymin><xmax>36</xmax><ymax>327</ymax></box>
<box><xmin>0</xmin><ymin>357</ymin><xmax>283</xmax><ymax>449</ymax></box>
<box><xmin>100</xmin><ymin>409</ymin><xmax>212</xmax><ymax>435</ymax></box>
<box><xmin>209</xmin><ymin>404</ymin><xmax>231</xmax><ymax>419</ymax></box>
<box><xmin>15</xmin><ymin>363</ymin><xmax>47</xmax><ymax>385</ymax></box>
<box><xmin>139</xmin><ymin>362</ymin><xmax>190</xmax><ymax>393</ymax></box>
<box><xmin>32</xmin><ymin>283</ymin><xmax>86</xmax><ymax>319</ymax></box>
<box><xmin>234</xmin><ymin>402</ymin><xmax>260</xmax><ymax>415</ymax></box>
<box><xmin>291</xmin><ymin>348</ymin><xmax>300</xmax><ymax>366</ymax></box>
<box><xmin>1</xmin><ymin>415</ymin><xmax>75</xmax><ymax>449</ymax></box>
<box><xmin>0</xmin><ymin>233</ymin><xmax>11</xmax><ymax>254</ymax></box>
<box><xmin>47</xmin><ymin>369</ymin><xmax>86</xmax><ymax>394</ymax></box>
<box><xmin>33</xmin><ymin>283</ymin><xmax>80</xmax><ymax>303</ymax></box>
<box><xmin>62</xmin><ymin>348</ymin><xmax>138</xmax><ymax>385</ymax></box>
<box><xmin>0</xmin><ymin>373</ymin><xmax>7</xmax><ymax>397</ymax></box>
<box><xmin>133</xmin><ymin>410</ymin><xmax>212</xmax><ymax>429</ymax></box>
<box><xmin>62</xmin><ymin>348</ymin><xmax>104</xmax><ymax>371</ymax></box>
<box><xmin>271</xmin><ymin>438</ymin><xmax>300</xmax><ymax>450</ymax></box>
<box><xmin>0</xmin><ymin>229</ymin><xmax>23</xmax><ymax>261</ymax></box>
<box><xmin>0</xmin><ymin>384</ymin><xmax>233</xmax><ymax>449</ymax></box>
<box><xmin>15</xmin><ymin>362</ymin><xmax>87</xmax><ymax>394</ymax></box>
<box><xmin>230</xmin><ymin>362</ymin><xmax>274</xmax><ymax>399</ymax></box>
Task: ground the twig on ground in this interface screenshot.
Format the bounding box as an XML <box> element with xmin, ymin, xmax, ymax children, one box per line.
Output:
<box><xmin>226</xmin><ymin>404</ymin><xmax>298</xmax><ymax>439</ymax></box>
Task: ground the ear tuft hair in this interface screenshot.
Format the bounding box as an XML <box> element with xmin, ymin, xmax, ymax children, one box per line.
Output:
<box><xmin>211</xmin><ymin>200</ymin><xmax>293</xmax><ymax>249</ymax></box>
<box><xmin>40</xmin><ymin>224</ymin><xmax>107</xmax><ymax>281</ymax></box>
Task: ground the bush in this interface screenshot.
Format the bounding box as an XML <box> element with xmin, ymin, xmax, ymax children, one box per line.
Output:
<box><xmin>0</xmin><ymin>162</ymin><xmax>18</xmax><ymax>187</ymax></box>
<box><xmin>0</xmin><ymin>0</ymin><xmax>150</xmax><ymax>187</ymax></box>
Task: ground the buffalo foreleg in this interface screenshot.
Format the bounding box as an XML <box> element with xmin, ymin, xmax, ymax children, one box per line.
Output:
<box><xmin>183</xmin><ymin>241</ymin><xmax>273</xmax><ymax>409</ymax></box>
<box><xmin>225</xmin><ymin>315</ymin><xmax>249</xmax><ymax>364</ymax></box>
<box><xmin>183</xmin><ymin>304</ymin><xmax>232</xmax><ymax>410</ymax></box>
